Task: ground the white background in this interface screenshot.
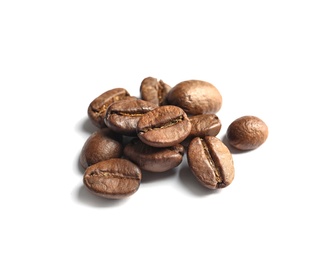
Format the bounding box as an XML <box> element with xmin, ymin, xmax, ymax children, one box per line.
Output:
<box><xmin>1</xmin><ymin>1</ymin><xmax>328</xmax><ymax>259</ymax></box>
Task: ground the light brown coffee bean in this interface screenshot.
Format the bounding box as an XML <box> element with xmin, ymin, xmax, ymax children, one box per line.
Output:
<box><xmin>137</xmin><ymin>105</ymin><xmax>192</xmax><ymax>147</ymax></box>
<box><xmin>123</xmin><ymin>138</ymin><xmax>184</xmax><ymax>172</ymax></box>
<box><xmin>79</xmin><ymin>128</ymin><xmax>123</xmax><ymax>169</ymax></box>
<box><xmin>226</xmin><ymin>115</ymin><xmax>268</xmax><ymax>150</ymax></box>
<box><xmin>140</xmin><ymin>77</ymin><xmax>171</xmax><ymax>106</ymax></box>
<box><xmin>166</xmin><ymin>80</ymin><xmax>222</xmax><ymax>115</ymax></box>
<box><xmin>87</xmin><ymin>88</ymin><xmax>131</xmax><ymax>128</ymax></box>
<box><xmin>104</xmin><ymin>99</ymin><xmax>158</xmax><ymax>136</ymax></box>
<box><xmin>83</xmin><ymin>158</ymin><xmax>142</xmax><ymax>199</ymax></box>
<box><xmin>187</xmin><ymin>136</ymin><xmax>235</xmax><ymax>189</ymax></box>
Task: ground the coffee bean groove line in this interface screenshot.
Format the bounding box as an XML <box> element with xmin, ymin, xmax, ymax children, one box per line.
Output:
<box><xmin>200</xmin><ymin>138</ymin><xmax>223</xmax><ymax>184</ymax></box>
<box><xmin>139</xmin><ymin>116</ymin><xmax>184</xmax><ymax>133</ymax></box>
<box><xmin>88</xmin><ymin>171</ymin><xmax>140</xmax><ymax>180</ymax></box>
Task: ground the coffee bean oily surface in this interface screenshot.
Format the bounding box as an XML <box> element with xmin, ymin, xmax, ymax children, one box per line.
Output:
<box><xmin>104</xmin><ymin>99</ymin><xmax>158</xmax><ymax>136</ymax></box>
<box><xmin>137</xmin><ymin>105</ymin><xmax>192</xmax><ymax>147</ymax></box>
<box><xmin>123</xmin><ymin>138</ymin><xmax>184</xmax><ymax>172</ymax></box>
<box><xmin>87</xmin><ymin>88</ymin><xmax>131</xmax><ymax>128</ymax></box>
<box><xmin>83</xmin><ymin>158</ymin><xmax>142</xmax><ymax>199</ymax></box>
<box><xmin>187</xmin><ymin>136</ymin><xmax>235</xmax><ymax>189</ymax></box>
<box><xmin>226</xmin><ymin>115</ymin><xmax>268</xmax><ymax>150</ymax></box>
<box><xmin>79</xmin><ymin>128</ymin><xmax>123</xmax><ymax>169</ymax></box>
<box><xmin>166</xmin><ymin>80</ymin><xmax>222</xmax><ymax>115</ymax></box>
<box><xmin>140</xmin><ymin>77</ymin><xmax>171</xmax><ymax>106</ymax></box>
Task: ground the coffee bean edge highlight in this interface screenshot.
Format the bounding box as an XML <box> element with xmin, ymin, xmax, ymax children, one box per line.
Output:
<box><xmin>123</xmin><ymin>138</ymin><xmax>185</xmax><ymax>172</ymax></box>
<box><xmin>226</xmin><ymin>115</ymin><xmax>268</xmax><ymax>151</ymax></box>
<box><xmin>187</xmin><ymin>136</ymin><xmax>235</xmax><ymax>190</ymax></box>
<box><xmin>136</xmin><ymin>105</ymin><xmax>192</xmax><ymax>148</ymax></box>
<box><xmin>166</xmin><ymin>80</ymin><xmax>222</xmax><ymax>115</ymax></box>
<box><xmin>87</xmin><ymin>88</ymin><xmax>131</xmax><ymax>128</ymax></box>
<box><xmin>83</xmin><ymin>158</ymin><xmax>142</xmax><ymax>199</ymax></box>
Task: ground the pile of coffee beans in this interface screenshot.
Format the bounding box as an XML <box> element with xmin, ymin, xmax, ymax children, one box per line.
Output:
<box><xmin>79</xmin><ymin>77</ymin><xmax>268</xmax><ymax>199</ymax></box>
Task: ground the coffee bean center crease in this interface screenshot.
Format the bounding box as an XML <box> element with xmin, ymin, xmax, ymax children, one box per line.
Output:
<box><xmin>139</xmin><ymin>115</ymin><xmax>184</xmax><ymax>133</ymax></box>
<box><xmin>201</xmin><ymin>138</ymin><xmax>223</xmax><ymax>185</ymax></box>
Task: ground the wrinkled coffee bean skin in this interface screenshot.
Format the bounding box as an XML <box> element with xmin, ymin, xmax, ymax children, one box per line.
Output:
<box><xmin>104</xmin><ymin>99</ymin><xmax>158</xmax><ymax>136</ymax></box>
<box><xmin>123</xmin><ymin>138</ymin><xmax>184</xmax><ymax>172</ymax></box>
<box><xmin>83</xmin><ymin>158</ymin><xmax>142</xmax><ymax>199</ymax></box>
<box><xmin>140</xmin><ymin>77</ymin><xmax>171</xmax><ymax>106</ymax></box>
<box><xmin>166</xmin><ymin>80</ymin><xmax>222</xmax><ymax>115</ymax></box>
<box><xmin>79</xmin><ymin>128</ymin><xmax>123</xmax><ymax>169</ymax></box>
<box><xmin>87</xmin><ymin>88</ymin><xmax>131</xmax><ymax>128</ymax></box>
<box><xmin>187</xmin><ymin>136</ymin><xmax>234</xmax><ymax>189</ymax></box>
<box><xmin>137</xmin><ymin>105</ymin><xmax>192</xmax><ymax>147</ymax></box>
<box><xmin>226</xmin><ymin>116</ymin><xmax>268</xmax><ymax>150</ymax></box>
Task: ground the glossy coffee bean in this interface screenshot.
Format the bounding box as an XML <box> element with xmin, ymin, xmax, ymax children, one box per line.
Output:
<box><xmin>166</xmin><ymin>80</ymin><xmax>222</xmax><ymax>115</ymax></box>
<box><xmin>83</xmin><ymin>158</ymin><xmax>142</xmax><ymax>199</ymax></box>
<box><xmin>104</xmin><ymin>99</ymin><xmax>158</xmax><ymax>136</ymax></box>
<box><xmin>87</xmin><ymin>88</ymin><xmax>130</xmax><ymax>128</ymax></box>
<box><xmin>79</xmin><ymin>128</ymin><xmax>123</xmax><ymax>169</ymax></box>
<box><xmin>226</xmin><ymin>115</ymin><xmax>268</xmax><ymax>150</ymax></box>
<box><xmin>187</xmin><ymin>136</ymin><xmax>234</xmax><ymax>189</ymax></box>
<box><xmin>140</xmin><ymin>77</ymin><xmax>171</xmax><ymax>106</ymax></box>
<box><xmin>137</xmin><ymin>105</ymin><xmax>192</xmax><ymax>147</ymax></box>
<box><xmin>123</xmin><ymin>138</ymin><xmax>184</xmax><ymax>172</ymax></box>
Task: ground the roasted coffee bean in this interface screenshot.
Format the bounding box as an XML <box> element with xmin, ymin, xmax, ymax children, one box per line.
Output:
<box><xmin>83</xmin><ymin>158</ymin><xmax>142</xmax><ymax>199</ymax></box>
<box><xmin>189</xmin><ymin>114</ymin><xmax>221</xmax><ymax>138</ymax></box>
<box><xmin>181</xmin><ymin>114</ymin><xmax>222</xmax><ymax>146</ymax></box>
<box><xmin>104</xmin><ymin>99</ymin><xmax>158</xmax><ymax>136</ymax></box>
<box><xmin>226</xmin><ymin>115</ymin><xmax>268</xmax><ymax>150</ymax></box>
<box><xmin>123</xmin><ymin>138</ymin><xmax>184</xmax><ymax>172</ymax></box>
<box><xmin>140</xmin><ymin>77</ymin><xmax>171</xmax><ymax>106</ymax></box>
<box><xmin>187</xmin><ymin>136</ymin><xmax>234</xmax><ymax>189</ymax></box>
<box><xmin>79</xmin><ymin>128</ymin><xmax>123</xmax><ymax>169</ymax></box>
<box><xmin>87</xmin><ymin>88</ymin><xmax>131</xmax><ymax>128</ymax></box>
<box><xmin>166</xmin><ymin>80</ymin><xmax>222</xmax><ymax>115</ymax></box>
<box><xmin>137</xmin><ymin>105</ymin><xmax>192</xmax><ymax>147</ymax></box>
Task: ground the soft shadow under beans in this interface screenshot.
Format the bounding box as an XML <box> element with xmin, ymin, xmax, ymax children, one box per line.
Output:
<box><xmin>80</xmin><ymin>117</ymin><xmax>99</xmax><ymax>134</ymax></box>
<box><xmin>141</xmin><ymin>169</ymin><xmax>177</xmax><ymax>184</ymax></box>
<box><xmin>221</xmin><ymin>134</ymin><xmax>252</xmax><ymax>154</ymax></box>
<box><xmin>76</xmin><ymin>184</ymin><xmax>128</xmax><ymax>207</ymax></box>
<box><xmin>179</xmin><ymin>166</ymin><xmax>221</xmax><ymax>197</ymax></box>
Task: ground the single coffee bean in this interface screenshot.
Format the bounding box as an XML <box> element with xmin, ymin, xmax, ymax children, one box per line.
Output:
<box><xmin>226</xmin><ymin>115</ymin><xmax>268</xmax><ymax>150</ymax></box>
<box><xmin>123</xmin><ymin>138</ymin><xmax>184</xmax><ymax>172</ymax></box>
<box><xmin>189</xmin><ymin>114</ymin><xmax>221</xmax><ymax>138</ymax></box>
<box><xmin>187</xmin><ymin>136</ymin><xmax>235</xmax><ymax>189</ymax></box>
<box><xmin>140</xmin><ymin>77</ymin><xmax>171</xmax><ymax>106</ymax></box>
<box><xmin>137</xmin><ymin>105</ymin><xmax>192</xmax><ymax>147</ymax></box>
<box><xmin>87</xmin><ymin>88</ymin><xmax>131</xmax><ymax>128</ymax></box>
<box><xmin>166</xmin><ymin>80</ymin><xmax>222</xmax><ymax>115</ymax></box>
<box><xmin>83</xmin><ymin>158</ymin><xmax>142</xmax><ymax>199</ymax></box>
<box><xmin>104</xmin><ymin>99</ymin><xmax>158</xmax><ymax>136</ymax></box>
<box><xmin>181</xmin><ymin>114</ymin><xmax>222</xmax><ymax>146</ymax></box>
<box><xmin>79</xmin><ymin>128</ymin><xmax>123</xmax><ymax>169</ymax></box>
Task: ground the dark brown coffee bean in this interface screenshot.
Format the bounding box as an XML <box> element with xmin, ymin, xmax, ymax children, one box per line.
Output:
<box><xmin>166</xmin><ymin>80</ymin><xmax>222</xmax><ymax>115</ymax></box>
<box><xmin>123</xmin><ymin>138</ymin><xmax>184</xmax><ymax>172</ymax></box>
<box><xmin>79</xmin><ymin>128</ymin><xmax>123</xmax><ymax>169</ymax></box>
<box><xmin>187</xmin><ymin>136</ymin><xmax>234</xmax><ymax>189</ymax></box>
<box><xmin>83</xmin><ymin>158</ymin><xmax>142</xmax><ymax>199</ymax></box>
<box><xmin>87</xmin><ymin>88</ymin><xmax>131</xmax><ymax>128</ymax></box>
<box><xmin>104</xmin><ymin>99</ymin><xmax>158</xmax><ymax>136</ymax></box>
<box><xmin>140</xmin><ymin>77</ymin><xmax>171</xmax><ymax>106</ymax></box>
<box><xmin>226</xmin><ymin>116</ymin><xmax>268</xmax><ymax>150</ymax></box>
<box><xmin>137</xmin><ymin>105</ymin><xmax>192</xmax><ymax>147</ymax></box>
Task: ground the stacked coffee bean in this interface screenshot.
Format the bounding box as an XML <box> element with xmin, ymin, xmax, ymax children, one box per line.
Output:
<box><xmin>80</xmin><ymin>77</ymin><xmax>268</xmax><ymax>199</ymax></box>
